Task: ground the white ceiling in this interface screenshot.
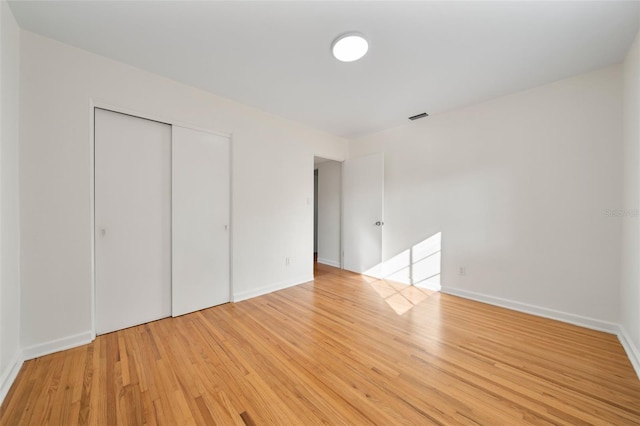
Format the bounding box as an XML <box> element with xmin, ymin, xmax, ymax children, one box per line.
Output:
<box><xmin>8</xmin><ymin>1</ymin><xmax>640</xmax><ymax>138</ymax></box>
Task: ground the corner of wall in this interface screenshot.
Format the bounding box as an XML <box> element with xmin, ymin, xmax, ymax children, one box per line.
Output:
<box><xmin>0</xmin><ymin>351</ymin><xmax>23</xmax><ymax>408</ymax></box>
<box><xmin>618</xmin><ymin>325</ymin><xmax>640</xmax><ymax>379</ymax></box>
<box><xmin>0</xmin><ymin>0</ymin><xmax>23</xmax><ymax>407</ymax></box>
<box><xmin>443</xmin><ymin>286</ymin><xmax>640</xmax><ymax>380</ymax></box>
<box><xmin>621</xmin><ymin>27</ymin><xmax>640</xmax><ymax>381</ymax></box>
<box><xmin>20</xmin><ymin>331</ymin><xmax>93</xmax><ymax>361</ymax></box>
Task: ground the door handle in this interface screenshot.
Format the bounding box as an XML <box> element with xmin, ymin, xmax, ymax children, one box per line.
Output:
<box><xmin>375</xmin><ymin>221</ymin><xmax>384</xmax><ymax>226</ymax></box>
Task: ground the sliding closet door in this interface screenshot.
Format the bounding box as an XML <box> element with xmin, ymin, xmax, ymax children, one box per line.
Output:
<box><xmin>95</xmin><ymin>108</ymin><xmax>172</xmax><ymax>335</ymax></box>
<box><xmin>172</xmin><ymin>126</ymin><xmax>230</xmax><ymax>317</ymax></box>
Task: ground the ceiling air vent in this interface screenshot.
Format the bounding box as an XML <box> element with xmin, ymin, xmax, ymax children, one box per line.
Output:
<box><xmin>408</xmin><ymin>112</ymin><xmax>429</xmax><ymax>121</ymax></box>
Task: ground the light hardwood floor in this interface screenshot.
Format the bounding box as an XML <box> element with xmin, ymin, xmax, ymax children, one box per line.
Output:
<box><xmin>2</xmin><ymin>263</ymin><xmax>639</xmax><ymax>425</ymax></box>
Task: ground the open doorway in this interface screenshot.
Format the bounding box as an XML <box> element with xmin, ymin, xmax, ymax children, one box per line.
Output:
<box><xmin>314</xmin><ymin>157</ymin><xmax>342</xmax><ymax>273</ymax></box>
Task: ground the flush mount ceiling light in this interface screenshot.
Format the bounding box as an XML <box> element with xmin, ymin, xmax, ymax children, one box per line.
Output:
<box><xmin>331</xmin><ymin>32</ymin><xmax>369</xmax><ymax>62</ymax></box>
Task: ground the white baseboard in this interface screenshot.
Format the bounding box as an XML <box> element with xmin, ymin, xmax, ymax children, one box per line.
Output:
<box><xmin>21</xmin><ymin>330</ymin><xmax>93</xmax><ymax>361</ymax></box>
<box><xmin>317</xmin><ymin>258</ymin><xmax>340</xmax><ymax>268</ymax></box>
<box><xmin>233</xmin><ymin>275</ymin><xmax>314</xmax><ymax>302</ymax></box>
<box><xmin>414</xmin><ymin>281</ymin><xmax>442</xmax><ymax>292</ymax></box>
<box><xmin>414</xmin><ymin>284</ymin><xmax>442</xmax><ymax>291</ymax></box>
<box><xmin>441</xmin><ymin>287</ymin><xmax>620</xmax><ymax>334</ymax></box>
<box><xmin>0</xmin><ymin>350</ymin><xmax>24</xmax><ymax>406</ymax></box>
<box><xmin>617</xmin><ymin>326</ymin><xmax>640</xmax><ymax>380</ymax></box>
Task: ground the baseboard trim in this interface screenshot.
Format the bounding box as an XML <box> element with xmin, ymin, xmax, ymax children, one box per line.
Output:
<box><xmin>22</xmin><ymin>331</ymin><xmax>94</xmax><ymax>361</ymax></box>
<box><xmin>0</xmin><ymin>350</ymin><xmax>24</xmax><ymax>406</ymax></box>
<box><xmin>414</xmin><ymin>281</ymin><xmax>442</xmax><ymax>292</ymax></box>
<box><xmin>233</xmin><ymin>275</ymin><xmax>314</xmax><ymax>302</ymax></box>
<box><xmin>441</xmin><ymin>287</ymin><xmax>619</xmax><ymax>334</ymax></box>
<box><xmin>618</xmin><ymin>326</ymin><xmax>640</xmax><ymax>380</ymax></box>
<box><xmin>317</xmin><ymin>258</ymin><xmax>340</xmax><ymax>268</ymax></box>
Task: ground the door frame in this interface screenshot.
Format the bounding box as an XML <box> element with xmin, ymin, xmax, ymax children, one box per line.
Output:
<box><xmin>312</xmin><ymin>155</ymin><xmax>344</xmax><ymax>272</ymax></box>
<box><xmin>88</xmin><ymin>98</ymin><xmax>233</xmax><ymax>340</ymax></box>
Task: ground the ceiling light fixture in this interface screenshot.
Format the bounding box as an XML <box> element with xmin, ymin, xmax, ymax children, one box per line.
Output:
<box><xmin>331</xmin><ymin>32</ymin><xmax>369</xmax><ymax>62</ymax></box>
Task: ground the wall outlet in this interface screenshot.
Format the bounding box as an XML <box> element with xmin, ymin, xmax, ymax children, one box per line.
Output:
<box><xmin>459</xmin><ymin>266</ymin><xmax>466</xmax><ymax>276</ymax></box>
<box><xmin>286</xmin><ymin>257</ymin><xmax>291</xmax><ymax>266</ymax></box>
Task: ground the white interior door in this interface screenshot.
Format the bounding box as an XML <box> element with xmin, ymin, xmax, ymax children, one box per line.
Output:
<box><xmin>342</xmin><ymin>153</ymin><xmax>384</xmax><ymax>277</ymax></box>
<box><xmin>95</xmin><ymin>108</ymin><xmax>172</xmax><ymax>335</ymax></box>
<box><xmin>172</xmin><ymin>126</ymin><xmax>230</xmax><ymax>317</ymax></box>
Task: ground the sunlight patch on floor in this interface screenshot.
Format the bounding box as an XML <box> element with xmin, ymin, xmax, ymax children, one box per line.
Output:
<box><xmin>369</xmin><ymin>280</ymin><xmax>435</xmax><ymax>315</ymax></box>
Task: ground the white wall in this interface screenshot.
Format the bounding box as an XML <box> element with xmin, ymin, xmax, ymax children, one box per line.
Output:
<box><xmin>19</xmin><ymin>31</ymin><xmax>347</xmax><ymax>355</ymax></box>
<box><xmin>316</xmin><ymin>160</ymin><xmax>341</xmax><ymax>267</ymax></box>
<box><xmin>0</xmin><ymin>0</ymin><xmax>22</xmax><ymax>401</ymax></box>
<box><xmin>350</xmin><ymin>65</ymin><xmax>624</xmax><ymax>329</ymax></box>
<box><xmin>621</xmin><ymin>28</ymin><xmax>640</xmax><ymax>376</ymax></box>
<box><xmin>9</xmin><ymin>13</ymin><xmax>639</xmax><ymax>386</ymax></box>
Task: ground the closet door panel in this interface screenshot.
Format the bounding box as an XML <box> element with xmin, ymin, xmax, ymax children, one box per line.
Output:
<box><xmin>172</xmin><ymin>126</ymin><xmax>230</xmax><ymax>316</ymax></box>
<box><xmin>95</xmin><ymin>108</ymin><xmax>172</xmax><ymax>335</ymax></box>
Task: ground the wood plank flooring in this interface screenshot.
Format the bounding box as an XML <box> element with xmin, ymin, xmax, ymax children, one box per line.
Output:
<box><xmin>2</xmin><ymin>263</ymin><xmax>639</xmax><ymax>425</ymax></box>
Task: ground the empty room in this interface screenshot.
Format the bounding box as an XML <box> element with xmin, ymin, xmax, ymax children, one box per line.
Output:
<box><xmin>1</xmin><ymin>0</ymin><xmax>640</xmax><ymax>424</ymax></box>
